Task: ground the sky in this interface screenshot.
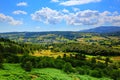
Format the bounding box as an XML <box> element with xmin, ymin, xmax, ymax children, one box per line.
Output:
<box><xmin>0</xmin><ymin>0</ymin><xmax>120</xmax><ymax>32</ymax></box>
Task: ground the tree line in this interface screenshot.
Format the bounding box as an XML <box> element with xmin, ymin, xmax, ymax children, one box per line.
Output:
<box><xmin>0</xmin><ymin>38</ymin><xmax>120</xmax><ymax>80</ymax></box>
<box><xmin>20</xmin><ymin>54</ymin><xmax>120</xmax><ymax>80</ymax></box>
<box><xmin>49</xmin><ymin>43</ymin><xmax>120</xmax><ymax>56</ymax></box>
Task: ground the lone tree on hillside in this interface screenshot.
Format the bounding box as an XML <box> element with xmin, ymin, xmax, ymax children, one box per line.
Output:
<box><xmin>0</xmin><ymin>55</ymin><xmax>3</xmax><ymax>68</ymax></box>
<box><xmin>63</xmin><ymin>62</ymin><xmax>73</xmax><ymax>73</ymax></box>
<box><xmin>23</xmin><ymin>61</ymin><xmax>32</xmax><ymax>72</ymax></box>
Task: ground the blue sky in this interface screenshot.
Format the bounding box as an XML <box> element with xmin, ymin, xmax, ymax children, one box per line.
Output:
<box><xmin>0</xmin><ymin>0</ymin><xmax>120</xmax><ymax>32</ymax></box>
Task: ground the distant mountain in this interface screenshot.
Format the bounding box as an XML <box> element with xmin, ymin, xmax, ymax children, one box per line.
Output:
<box><xmin>80</xmin><ymin>26</ymin><xmax>120</xmax><ymax>33</ymax></box>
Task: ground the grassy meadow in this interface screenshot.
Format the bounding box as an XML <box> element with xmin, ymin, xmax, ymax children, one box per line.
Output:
<box><xmin>0</xmin><ymin>32</ymin><xmax>120</xmax><ymax>80</ymax></box>
<box><xmin>0</xmin><ymin>63</ymin><xmax>111</xmax><ymax>80</ymax></box>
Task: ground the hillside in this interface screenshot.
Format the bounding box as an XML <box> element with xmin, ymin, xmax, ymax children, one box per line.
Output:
<box><xmin>0</xmin><ymin>32</ymin><xmax>80</xmax><ymax>43</ymax></box>
<box><xmin>0</xmin><ymin>31</ymin><xmax>104</xmax><ymax>43</ymax></box>
<box><xmin>80</xmin><ymin>26</ymin><xmax>120</xmax><ymax>33</ymax></box>
<box><xmin>0</xmin><ymin>38</ymin><xmax>120</xmax><ymax>80</ymax></box>
<box><xmin>0</xmin><ymin>63</ymin><xmax>111</xmax><ymax>80</ymax></box>
<box><xmin>0</xmin><ymin>38</ymin><xmax>28</xmax><ymax>54</ymax></box>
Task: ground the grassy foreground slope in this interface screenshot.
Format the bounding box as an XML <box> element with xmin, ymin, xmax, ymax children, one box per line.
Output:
<box><xmin>0</xmin><ymin>63</ymin><xmax>111</xmax><ymax>80</ymax></box>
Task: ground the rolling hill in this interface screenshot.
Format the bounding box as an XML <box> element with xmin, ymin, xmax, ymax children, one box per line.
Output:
<box><xmin>0</xmin><ymin>26</ymin><xmax>120</xmax><ymax>43</ymax></box>
<box><xmin>80</xmin><ymin>26</ymin><xmax>120</xmax><ymax>33</ymax></box>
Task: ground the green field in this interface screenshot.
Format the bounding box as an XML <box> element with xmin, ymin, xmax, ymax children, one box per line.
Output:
<box><xmin>0</xmin><ymin>63</ymin><xmax>111</xmax><ymax>80</ymax></box>
<box><xmin>0</xmin><ymin>33</ymin><xmax>120</xmax><ymax>80</ymax></box>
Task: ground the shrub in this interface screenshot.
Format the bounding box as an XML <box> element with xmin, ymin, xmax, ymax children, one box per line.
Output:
<box><xmin>23</xmin><ymin>61</ymin><xmax>32</xmax><ymax>72</ymax></box>
<box><xmin>111</xmin><ymin>70</ymin><xmax>120</xmax><ymax>80</ymax></box>
<box><xmin>63</xmin><ymin>62</ymin><xmax>73</xmax><ymax>73</ymax></box>
<box><xmin>90</xmin><ymin>69</ymin><xmax>103</xmax><ymax>78</ymax></box>
<box><xmin>76</xmin><ymin>67</ymin><xmax>86</xmax><ymax>75</ymax></box>
<box><xmin>0</xmin><ymin>54</ymin><xmax>3</xmax><ymax>68</ymax></box>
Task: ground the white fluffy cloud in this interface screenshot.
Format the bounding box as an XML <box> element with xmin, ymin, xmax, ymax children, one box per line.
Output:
<box><xmin>17</xmin><ymin>2</ymin><xmax>28</xmax><ymax>6</ymax></box>
<box><xmin>51</xmin><ymin>0</ymin><xmax>59</xmax><ymax>2</ymax></box>
<box><xmin>13</xmin><ymin>10</ymin><xmax>27</xmax><ymax>15</ymax></box>
<box><xmin>62</xmin><ymin>9</ymin><xmax>69</xmax><ymax>13</ymax></box>
<box><xmin>31</xmin><ymin>7</ymin><xmax>63</xmax><ymax>24</ymax></box>
<box><xmin>65</xmin><ymin>10</ymin><xmax>100</xmax><ymax>26</ymax></box>
<box><xmin>72</xmin><ymin>7</ymin><xmax>80</xmax><ymax>12</ymax></box>
<box><xmin>31</xmin><ymin>7</ymin><xmax>120</xmax><ymax>26</ymax></box>
<box><xmin>51</xmin><ymin>0</ymin><xmax>101</xmax><ymax>6</ymax></box>
<box><xmin>60</xmin><ymin>0</ymin><xmax>101</xmax><ymax>6</ymax></box>
<box><xmin>65</xmin><ymin>10</ymin><xmax>120</xmax><ymax>26</ymax></box>
<box><xmin>0</xmin><ymin>13</ymin><xmax>23</xmax><ymax>25</ymax></box>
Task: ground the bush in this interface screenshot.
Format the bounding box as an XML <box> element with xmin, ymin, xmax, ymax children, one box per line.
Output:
<box><xmin>111</xmin><ymin>70</ymin><xmax>120</xmax><ymax>80</ymax></box>
<box><xmin>23</xmin><ymin>61</ymin><xmax>32</xmax><ymax>72</ymax></box>
<box><xmin>90</xmin><ymin>69</ymin><xmax>103</xmax><ymax>78</ymax></box>
<box><xmin>76</xmin><ymin>67</ymin><xmax>86</xmax><ymax>75</ymax></box>
<box><xmin>63</xmin><ymin>62</ymin><xmax>73</xmax><ymax>73</ymax></box>
<box><xmin>0</xmin><ymin>54</ymin><xmax>3</xmax><ymax>68</ymax></box>
<box><xmin>54</xmin><ymin>59</ymin><xmax>65</xmax><ymax>69</ymax></box>
<box><xmin>0</xmin><ymin>63</ymin><xmax>3</xmax><ymax>68</ymax></box>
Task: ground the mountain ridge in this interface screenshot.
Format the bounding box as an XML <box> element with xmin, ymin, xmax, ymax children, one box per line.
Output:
<box><xmin>80</xmin><ymin>26</ymin><xmax>120</xmax><ymax>33</ymax></box>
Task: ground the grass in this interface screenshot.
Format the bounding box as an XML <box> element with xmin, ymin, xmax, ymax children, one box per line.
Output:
<box><xmin>112</xmin><ymin>45</ymin><xmax>120</xmax><ymax>49</ymax></box>
<box><xmin>111</xmin><ymin>56</ymin><xmax>120</xmax><ymax>61</ymax></box>
<box><xmin>0</xmin><ymin>63</ymin><xmax>112</xmax><ymax>80</ymax></box>
<box><xmin>77</xmin><ymin>36</ymin><xmax>106</xmax><ymax>42</ymax></box>
<box><xmin>0</xmin><ymin>64</ymin><xmax>29</xmax><ymax>80</ymax></box>
<box><xmin>32</xmin><ymin>50</ymin><xmax>120</xmax><ymax>63</ymax></box>
<box><xmin>32</xmin><ymin>68</ymin><xmax>72</xmax><ymax>80</ymax></box>
<box><xmin>31</xmin><ymin>50</ymin><xmax>70</xmax><ymax>58</ymax></box>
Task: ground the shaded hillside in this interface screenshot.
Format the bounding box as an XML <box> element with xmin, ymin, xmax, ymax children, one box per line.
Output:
<box><xmin>80</xmin><ymin>26</ymin><xmax>120</xmax><ymax>33</ymax></box>
<box><xmin>0</xmin><ymin>31</ymin><xmax>99</xmax><ymax>43</ymax></box>
<box><xmin>0</xmin><ymin>38</ymin><xmax>28</xmax><ymax>54</ymax></box>
<box><xmin>0</xmin><ymin>38</ymin><xmax>27</xmax><ymax>63</ymax></box>
<box><xmin>0</xmin><ymin>38</ymin><xmax>120</xmax><ymax>80</ymax></box>
<box><xmin>0</xmin><ymin>30</ymin><xmax>120</xmax><ymax>46</ymax></box>
<box><xmin>103</xmin><ymin>31</ymin><xmax>120</xmax><ymax>36</ymax></box>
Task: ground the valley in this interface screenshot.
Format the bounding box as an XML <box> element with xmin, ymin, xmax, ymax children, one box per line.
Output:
<box><xmin>0</xmin><ymin>26</ymin><xmax>120</xmax><ymax>80</ymax></box>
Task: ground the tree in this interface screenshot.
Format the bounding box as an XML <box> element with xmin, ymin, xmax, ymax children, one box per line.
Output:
<box><xmin>105</xmin><ymin>57</ymin><xmax>110</xmax><ymax>66</ymax></box>
<box><xmin>91</xmin><ymin>57</ymin><xmax>96</xmax><ymax>64</ymax></box>
<box><xmin>23</xmin><ymin>61</ymin><xmax>32</xmax><ymax>72</ymax></box>
<box><xmin>76</xmin><ymin>67</ymin><xmax>86</xmax><ymax>75</ymax></box>
<box><xmin>90</xmin><ymin>69</ymin><xmax>103</xmax><ymax>78</ymax></box>
<box><xmin>55</xmin><ymin>59</ymin><xmax>65</xmax><ymax>69</ymax></box>
<box><xmin>63</xmin><ymin>54</ymin><xmax>67</xmax><ymax>61</ymax></box>
<box><xmin>0</xmin><ymin>54</ymin><xmax>3</xmax><ymax>68</ymax></box>
<box><xmin>63</xmin><ymin>62</ymin><xmax>73</xmax><ymax>73</ymax></box>
<box><xmin>111</xmin><ymin>70</ymin><xmax>120</xmax><ymax>80</ymax></box>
